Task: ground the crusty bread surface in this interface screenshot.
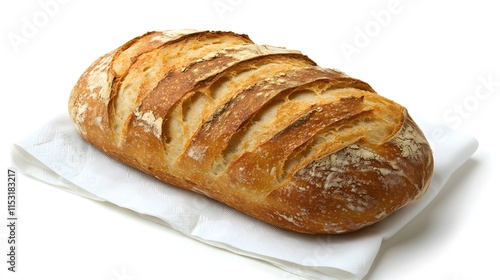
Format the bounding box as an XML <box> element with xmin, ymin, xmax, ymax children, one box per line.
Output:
<box><xmin>68</xmin><ymin>30</ymin><xmax>434</xmax><ymax>234</ymax></box>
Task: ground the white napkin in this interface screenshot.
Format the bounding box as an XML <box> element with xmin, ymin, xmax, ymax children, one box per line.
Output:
<box><xmin>11</xmin><ymin>114</ymin><xmax>478</xmax><ymax>280</ymax></box>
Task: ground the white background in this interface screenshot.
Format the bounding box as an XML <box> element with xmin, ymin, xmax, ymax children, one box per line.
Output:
<box><xmin>1</xmin><ymin>0</ymin><xmax>499</xmax><ymax>279</ymax></box>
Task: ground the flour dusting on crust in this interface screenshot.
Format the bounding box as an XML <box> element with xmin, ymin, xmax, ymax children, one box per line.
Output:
<box><xmin>86</xmin><ymin>53</ymin><xmax>113</xmax><ymax>100</ymax></box>
<box><xmin>134</xmin><ymin>109</ymin><xmax>163</xmax><ymax>139</ymax></box>
<box><xmin>392</xmin><ymin>120</ymin><xmax>428</xmax><ymax>159</ymax></box>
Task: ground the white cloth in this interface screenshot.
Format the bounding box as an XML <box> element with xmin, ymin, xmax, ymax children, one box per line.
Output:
<box><xmin>11</xmin><ymin>114</ymin><xmax>478</xmax><ymax>280</ymax></box>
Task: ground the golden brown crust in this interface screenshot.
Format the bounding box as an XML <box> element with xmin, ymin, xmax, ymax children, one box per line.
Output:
<box><xmin>68</xmin><ymin>30</ymin><xmax>433</xmax><ymax>234</ymax></box>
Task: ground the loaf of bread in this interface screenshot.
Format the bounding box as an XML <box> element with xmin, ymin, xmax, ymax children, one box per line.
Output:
<box><xmin>68</xmin><ymin>30</ymin><xmax>433</xmax><ymax>234</ymax></box>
